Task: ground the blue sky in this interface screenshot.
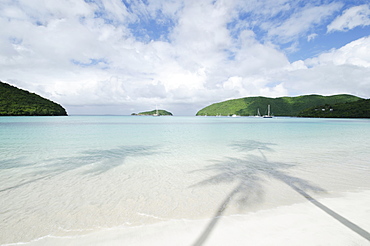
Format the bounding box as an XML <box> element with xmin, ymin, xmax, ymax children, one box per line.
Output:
<box><xmin>0</xmin><ymin>0</ymin><xmax>370</xmax><ymax>115</ymax></box>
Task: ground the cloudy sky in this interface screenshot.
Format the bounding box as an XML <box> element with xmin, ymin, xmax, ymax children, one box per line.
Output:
<box><xmin>1</xmin><ymin>0</ymin><xmax>370</xmax><ymax>115</ymax></box>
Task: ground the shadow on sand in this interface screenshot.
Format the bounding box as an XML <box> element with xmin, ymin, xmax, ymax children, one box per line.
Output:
<box><xmin>0</xmin><ymin>145</ymin><xmax>158</xmax><ymax>193</ymax></box>
<box><xmin>191</xmin><ymin>140</ymin><xmax>370</xmax><ymax>246</ymax></box>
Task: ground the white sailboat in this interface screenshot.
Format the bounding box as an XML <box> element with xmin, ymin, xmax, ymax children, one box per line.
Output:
<box><xmin>263</xmin><ymin>105</ymin><xmax>273</xmax><ymax>118</ymax></box>
<box><xmin>255</xmin><ymin>108</ymin><xmax>261</xmax><ymax>117</ymax></box>
<box><xmin>153</xmin><ymin>105</ymin><xmax>159</xmax><ymax>116</ymax></box>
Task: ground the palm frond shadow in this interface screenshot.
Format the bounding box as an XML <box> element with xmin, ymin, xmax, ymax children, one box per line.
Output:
<box><xmin>191</xmin><ymin>140</ymin><xmax>370</xmax><ymax>246</ymax></box>
<box><xmin>0</xmin><ymin>157</ymin><xmax>35</xmax><ymax>170</ymax></box>
<box><xmin>0</xmin><ymin>145</ymin><xmax>159</xmax><ymax>193</ymax></box>
<box><xmin>51</xmin><ymin>145</ymin><xmax>158</xmax><ymax>176</ymax></box>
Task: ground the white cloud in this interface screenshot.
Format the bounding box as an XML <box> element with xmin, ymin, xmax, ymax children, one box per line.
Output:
<box><xmin>307</xmin><ymin>33</ymin><xmax>318</xmax><ymax>42</ymax></box>
<box><xmin>0</xmin><ymin>0</ymin><xmax>369</xmax><ymax>115</ymax></box>
<box><xmin>327</xmin><ymin>4</ymin><xmax>370</xmax><ymax>32</ymax></box>
<box><xmin>223</xmin><ymin>76</ymin><xmax>243</xmax><ymax>91</ymax></box>
<box><xmin>283</xmin><ymin>36</ymin><xmax>370</xmax><ymax>97</ymax></box>
<box><xmin>265</xmin><ymin>2</ymin><xmax>342</xmax><ymax>43</ymax></box>
<box><xmin>235</xmin><ymin>0</ymin><xmax>291</xmax><ymax>20</ymax></box>
<box><xmin>285</xmin><ymin>63</ymin><xmax>370</xmax><ymax>97</ymax></box>
<box><xmin>305</xmin><ymin>37</ymin><xmax>370</xmax><ymax>68</ymax></box>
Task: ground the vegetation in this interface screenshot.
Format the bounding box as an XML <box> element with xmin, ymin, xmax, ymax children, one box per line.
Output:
<box><xmin>196</xmin><ymin>94</ymin><xmax>362</xmax><ymax>117</ymax></box>
<box><xmin>297</xmin><ymin>99</ymin><xmax>370</xmax><ymax>118</ymax></box>
<box><xmin>0</xmin><ymin>81</ymin><xmax>67</xmax><ymax>116</ymax></box>
<box><xmin>132</xmin><ymin>109</ymin><xmax>173</xmax><ymax>116</ymax></box>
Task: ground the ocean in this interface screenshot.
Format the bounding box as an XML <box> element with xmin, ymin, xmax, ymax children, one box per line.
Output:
<box><xmin>0</xmin><ymin>116</ymin><xmax>369</xmax><ymax>245</ymax></box>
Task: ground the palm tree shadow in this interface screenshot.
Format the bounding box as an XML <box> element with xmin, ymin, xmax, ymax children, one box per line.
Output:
<box><xmin>53</xmin><ymin>145</ymin><xmax>158</xmax><ymax>176</ymax></box>
<box><xmin>0</xmin><ymin>157</ymin><xmax>35</xmax><ymax>170</ymax></box>
<box><xmin>191</xmin><ymin>140</ymin><xmax>370</xmax><ymax>246</ymax></box>
<box><xmin>0</xmin><ymin>145</ymin><xmax>159</xmax><ymax>193</ymax></box>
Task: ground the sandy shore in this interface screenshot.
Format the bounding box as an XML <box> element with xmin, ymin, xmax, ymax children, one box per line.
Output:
<box><xmin>14</xmin><ymin>190</ymin><xmax>370</xmax><ymax>246</ymax></box>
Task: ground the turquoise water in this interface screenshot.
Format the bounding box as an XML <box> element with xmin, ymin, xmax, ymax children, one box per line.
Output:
<box><xmin>1</xmin><ymin>116</ymin><xmax>370</xmax><ymax>245</ymax></box>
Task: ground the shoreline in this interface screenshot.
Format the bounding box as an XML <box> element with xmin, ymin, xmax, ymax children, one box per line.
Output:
<box><xmin>7</xmin><ymin>190</ymin><xmax>370</xmax><ymax>246</ymax></box>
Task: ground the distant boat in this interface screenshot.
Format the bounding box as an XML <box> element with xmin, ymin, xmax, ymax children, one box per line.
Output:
<box><xmin>255</xmin><ymin>108</ymin><xmax>261</xmax><ymax>117</ymax></box>
<box><xmin>263</xmin><ymin>105</ymin><xmax>273</xmax><ymax>118</ymax></box>
<box><xmin>231</xmin><ymin>114</ymin><xmax>240</xmax><ymax>117</ymax></box>
<box><xmin>153</xmin><ymin>105</ymin><xmax>159</xmax><ymax>116</ymax></box>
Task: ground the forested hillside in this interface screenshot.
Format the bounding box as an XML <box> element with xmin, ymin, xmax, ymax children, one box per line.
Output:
<box><xmin>0</xmin><ymin>81</ymin><xmax>67</xmax><ymax>116</ymax></box>
<box><xmin>196</xmin><ymin>94</ymin><xmax>361</xmax><ymax>116</ymax></box>
<box><xmin>298</xmin><ymin>99</ymin><xmax>370</xmax><ymax>118</ymax></box>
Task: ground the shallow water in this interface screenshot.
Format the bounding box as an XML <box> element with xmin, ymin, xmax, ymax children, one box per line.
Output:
<box><xmin>0</xmin><ymin>116</ymin><xmax>369</xmax><ymax>245</ymax></box>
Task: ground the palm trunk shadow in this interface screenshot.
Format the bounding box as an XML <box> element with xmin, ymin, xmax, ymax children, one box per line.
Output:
<box><xmin>258</xmin><ymin>142</ymin><xmax>369</xmax><ymax>241</ymax></box>
<box><xmin>192</xmin><ymin>182</ymin><xmax>243</xmax><ymax>246</ymax></box>
<box><xmin>286</xmin><ymin>181</ymin><xmax>370</xmax><ymax>241</ymax></box>
<box><xmin>190</xmin><ymin>140</ymin><xmax>370</xmax><ymax>245</ymax></box>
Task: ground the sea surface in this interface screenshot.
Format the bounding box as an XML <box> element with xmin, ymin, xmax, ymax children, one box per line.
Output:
<box><xmin>0</xmin><ymin>116</ymin><xmax>369</xmax><ymax>245</ymax></box>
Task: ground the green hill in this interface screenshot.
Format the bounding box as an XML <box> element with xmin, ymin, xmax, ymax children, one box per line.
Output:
<box><xmin>196</xmin><ymin>94</ymin><xmax>362</xmax><ymax>116</ymax></box>
<box><xmin>298</xmin><ymin>99</ymin><xmax>370</xmax><ymax>118</ymax></box>
<box><xmin>0</xmin><ymin>81</ymin><xmax>67</xmax><ymax>116</ymax></box>
<box><xmin>132</xmin><ymin>109</ymin><xmax>173</xmax><ymax>116</ymax></box>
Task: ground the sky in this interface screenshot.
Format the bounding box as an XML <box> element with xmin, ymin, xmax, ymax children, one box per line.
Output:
<box><xmin>1</xmin><ymin>0</ymin><xmax>370</xmax><ymax>115</ymax></box>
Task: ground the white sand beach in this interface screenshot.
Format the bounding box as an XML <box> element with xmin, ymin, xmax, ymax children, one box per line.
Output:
<box><xmin>16</xmin><ymin>190</ymin><xmax>370</xmax><ymax>246</ymax></box>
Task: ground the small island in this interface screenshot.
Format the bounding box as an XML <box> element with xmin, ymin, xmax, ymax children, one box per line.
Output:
<box><xmin>0</xmin><ymin>81</ymin><xmax>67</xmax><ymax>116</ymax></box>
<box><xmin>131</xmin><ymin>109</ymin><xmax>173</xmax><ymax>116</ymax></box>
